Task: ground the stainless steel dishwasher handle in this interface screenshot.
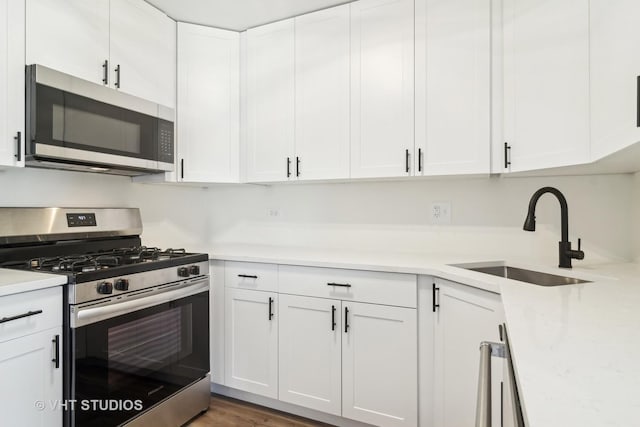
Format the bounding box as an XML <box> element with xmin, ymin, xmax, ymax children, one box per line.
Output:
<box><xmin>475</xmin><ymin>341</ymin><xmax>505</xmax><ymax>427</ymax></box>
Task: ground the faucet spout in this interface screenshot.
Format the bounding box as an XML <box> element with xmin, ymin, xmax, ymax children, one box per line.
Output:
<box><xmin>523</xmin><ymin>187</ymin><xmax>583</xmax><ymax>268</ymax></box>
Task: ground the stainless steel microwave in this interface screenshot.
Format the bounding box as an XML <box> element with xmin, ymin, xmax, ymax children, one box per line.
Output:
<box><xmin>25</xmin><ymin>64</ymin><xmax>174</xmax><ymax>176</ymax></box>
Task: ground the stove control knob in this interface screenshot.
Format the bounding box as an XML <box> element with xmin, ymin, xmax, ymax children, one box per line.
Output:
<box><xmin>189</xmin><ymin>265</ymin><xmax>200</xmax><ymax>275</ymax></box>
<box><xmin>115</xmin><ymin>279</ymin><xmax>129</xmax><ymax>291</ymax></box>
<box><xmin>177</xmin><ymin>267</ymin><xmax>190</xmax><ymax>277</ymax></box>
<box><xmin>97</xmin><ymin>282</ymin><xmax>113</xmax><ymax>295</ymax></box>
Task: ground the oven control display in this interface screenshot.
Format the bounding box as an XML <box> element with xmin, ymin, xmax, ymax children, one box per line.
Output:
<box><xmin>67</xmin><ymin>213</ymin><xmax>97</xmax><ymax>227</ymax></box>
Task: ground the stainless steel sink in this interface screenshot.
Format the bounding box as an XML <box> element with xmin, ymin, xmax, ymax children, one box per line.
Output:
<box><xmin>464</xmin><ymin>265</ymin><xmax>590</xmax><ymax>286</ymax></box>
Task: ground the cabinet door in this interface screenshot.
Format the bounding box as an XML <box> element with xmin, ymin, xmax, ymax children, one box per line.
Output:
<box><xmin>433</xmin><ymin>279</ymin><xmax>504</xmax><ymax>427</ymax></box>
<box><xmin>350</xmin><ymin>0</ymin><xmax>414</xmax><ymax>178</ymax></box>
<box><xmin>279</xmin><ymin>295</ymin><xmax>341</xmax><ymax>415</ymax></box>
<box><xmin>342</xmin><ymin>302</ymin><xmax>417</xmax><ymax>427</ymax></box>
<box><xmin>177</xmin><ymin>23</ymin><xmax>239</xmax><ymax>183</ymax></box>
<box><xmin>26</xmin><ymin>0</ymin><xmax>109</xmax><ymax>85</ymax></box>
<box><xmin>246</xmin><ymin>19</ymin><xmax>295</xmax><ymax>182</ymax></box>
<box><xmin>590</xmin><ymin>0</ymin><xmax>640</xmax><ymax>160</ymax></box>
<box><xmin>501</xmin><ymin>0</ymin><xmax>589</xmax><ymax>172</ymax></box>
<box><xmin>295</xmin><ymin>5</ymin><xmax>350</xmax><ymax>181</ymax></box>
<box><xmin>0</xmin><ymin>328</ymin><xmax>62</xmax><ymax>427</ymax></box>
<box><xmin>110</xmin><ymin>0</ymin><xmax>176</xmax><ymax>107</ymax></box>
<box><xmin>224</xmin><ymin>288</ymin><xmax>278</xmax><ymax>398</ymax></box>
<box><xmin>415</xmin><ymin>0</ymin><xmax>490</xmax><ymax>176</ymax></box>
<box><xmin>0</xmin><ymin>0</ymin><xmax>25</xmax><ymax>167</ymax></box>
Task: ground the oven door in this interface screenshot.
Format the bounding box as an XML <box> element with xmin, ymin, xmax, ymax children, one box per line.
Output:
<box><xmin>26</xmin><ymin>64</ymin><xmax>174</xmax><ymax>172</ymax></box>
<box><xmin>70</xmin><ymin>278</ymin><xmax>209</xmax><ymax>427</ymax></box>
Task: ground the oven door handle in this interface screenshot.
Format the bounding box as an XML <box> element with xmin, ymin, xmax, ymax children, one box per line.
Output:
<box><xmin>72</xmin><ymin>278</ymin><xmax>209</xmax><ymax>328</ymax></box>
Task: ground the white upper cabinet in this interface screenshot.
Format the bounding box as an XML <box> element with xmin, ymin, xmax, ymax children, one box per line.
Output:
<box><xmin>0</xmin><ymin>0</ymin><xmax>25</xmax><ymax>167</ymax></box>
<box><xmin>350</xmin><ymin>0</ymin><xmax>414</xmax><ymax>178</ymax></box>
<box><xmin>110</xmin><ymin>0</ymin><xmax>176</xmax><ymax>107</ymax></box>
<box><xmin>590</xmin><ymin>0</ymin><xmax>640</xmax><ymax>160</ymax></box>
<box><xmin>26</xmin><ymin>0</ymin><xmax>175</xmax><ymax>107</ymax></box>
<box><xmin>415</xmin><ymin>0</ymin><xmax>490</xmax><ymax>176</ymax></box>
<box><xmin>246</xmin><ymin>19</ymin><xmax>295</xmax><ymax>182</ymax></box>
<box><xmin>26</xmin><ymin>0</ymin><xmax>110</xmax><ymax>85</ymax></box>
<box><xmin>177</xmin><ymin>23</ymin><xmax>239</xmax><ymax>183</ymax></box>
<box><xmin>499</xmin><ymin>0</ymin><xmax>590</xmax><ymax>173</ymax></box>
<box><xmin>294</xmin><ymin>5</ymin><xmax>350</xmax><ymax>181</ymax></box>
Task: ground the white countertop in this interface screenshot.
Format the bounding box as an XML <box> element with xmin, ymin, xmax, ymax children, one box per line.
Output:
<box><xmin>0</xmin><ymin>268</ymin><xmax>67</xmax><ymax>297</ymax></box>
<box><xmin>209</xmin><ymin>244</ymin><xmax>640</xmax><ymax>427</ymax></box>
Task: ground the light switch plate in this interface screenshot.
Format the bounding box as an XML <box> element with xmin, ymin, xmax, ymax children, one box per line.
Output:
<box><xmin>430</xmin><ymin>202</ymin><xmax>451</xmax><ymax>225</ymax></box>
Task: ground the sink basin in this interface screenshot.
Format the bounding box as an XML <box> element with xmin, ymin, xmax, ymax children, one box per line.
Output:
<box><xmin>463</xmin><ymin>265</ymin><xmax>590</xmax><ymax>286</ymax></box>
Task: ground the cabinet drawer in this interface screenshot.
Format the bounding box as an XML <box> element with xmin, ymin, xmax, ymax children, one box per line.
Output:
<box><xmin>225</xmin><ymin>262</ymin><xmax>278</xmax><ymax>292</ymax></box>
<box><xmin>278</xmin><ymin>265</ymin><xmax>417</xmax><ymax>308</ymax></box>
<box><xmin>0</xmin><ymin>286</ymin><xmax>62</xmax><ymax>343</ymax></box>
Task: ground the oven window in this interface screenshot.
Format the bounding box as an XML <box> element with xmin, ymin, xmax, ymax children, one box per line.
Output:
<box><xmin>52</xmin><ymin>104</ymin><xmax>142</xmax><ymax>154</ymax></box>
<box><xmin>72</xmin><ymin>291</ymin><xmax>209</xmax><ymax>427</ymax></box>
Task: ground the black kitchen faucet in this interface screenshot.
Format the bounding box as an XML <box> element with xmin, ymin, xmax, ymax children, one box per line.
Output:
<box><xmin>523</xmin><ymin>187</ymin><xmax>585</xmax><ymax>268</ymax></box>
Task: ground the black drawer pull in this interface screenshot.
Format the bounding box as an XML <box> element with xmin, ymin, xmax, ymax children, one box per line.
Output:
<box><xmin>432</xmin><ymin>283</ymin><xmax>440</xmax><ymax>312</ymax></box>
<box><xmin>52</xmin><ymin>335</ymin><xmax>60</xmax><ymax>369</ymax></box>
<box><xmin>344</xmin><ymin>306</ymin><xmax>350</xmax><ymax>333</ymax></box>
<box><xmin>238</xmin><ymin>274</ymin><xmax>258</xmax><ymax>279</ymax></box>
<box><xmin>102</xmin><ymin>59</ymin><xmax>109</xmax><ymax>85</ymax></box>
<box><xmin>268</xmin><ymin>297</ymin><xmax>274</xmax><ymax>320</ymax></box>
<box><xmin>331</xmin><ymin>305</ymin><xmax>336</xmax><ymax>331</ymax></box>
<box><xmin>0</xmin><ymin>309</ymin><xmax>43</xmax><ymax>324</ymax></box>
<box><xmin>327</xmin><ymin>282</ymin><xmax>351</xmax><ymax>288</ymax></box>
<box><xmin>14</xmin><ymin>131</ymin><xmax>21</xmax><ymax>161</ymax></box>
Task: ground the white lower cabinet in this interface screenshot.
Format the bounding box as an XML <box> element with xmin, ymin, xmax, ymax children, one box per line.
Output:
<box><xmin>278</xmin><ymin>294</ymin><xmax>342</xmax><ymax>415</ymax></box>
<box><xmin>278</xmin><ymin>294</ymin><xmax>418</xmax><ymax>426</ymax></box>
<box><xmin>0</xmin><ymin>286</ymin><xmax>63</xmax><ymax>427</ymax></box>
<box><xmin>432</xmin><ymin>278</ymin><xmax>504</xmax><ymax>427</ymax></box>
<box><xmin>0</xmin><ymin>328</ymin><xmax>62</xmax><ymax>427</ymax></box>
<box><xmin>224</xmin><ymin>287</ymin><xmax>278</xmax><ymax>399</ymax></box>
<box><xmin>342</xmin><ymin>301</ymin><xmax>418</xmax><ymax>427</ymax></box>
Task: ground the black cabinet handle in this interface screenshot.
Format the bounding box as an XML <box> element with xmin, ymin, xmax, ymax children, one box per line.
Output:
<box><xmin>405</xmin><ymin>149</ymin><xmax>410</xmax><ymax>173</ymax></box>
<box><xmin>637</xmin><ymin>76</ymin><xmax>640</xmax><ymax>127</ymax></box>
<box><xmin>102</xmin><ymin>59</ymin><xmax>109</xmax><ymax>85</ymax></box>
<box><xmin>418</xmin><ymin>148</ymin><xmax>422</xmax><ymax>172</ymax></box>
<box><xmin>327</xmin><ymin>282</ymin><xmax>351</xmax><ymax>288</ymax></box>
<box><xmin>115</xmin><ymin>64</ymin><xmax>121</xmax><ymax>88</ymax></box>
<box><xmin>14</xmin><ymin>131</ymin><xmax>21</xmax><ymax>161</ymax></box>
<box><xmin>0</xmin><ymin>309</ymin><xmax>43</xmax><ymax>324</ymax></box>
<box><xmin>296</xmin><ymin>156</ymin><xmax>300</xmax><ymax>177</ymax></box>
<box><xmin>504</xmin><ymin>143</ymin><xmax>511</xmax><ymax>169</ymax></box>
<box><xmin>344</xmin><ymin>306</ymin><xmax>349</xmax><ymax>333</ymax></box>
<box><xmin>238</xmin><ymin>274</ymin><xmax>258</xmax><ymax>279</ymax></box>
<box><xmin>52</xmin><ymin>335</ymin><xmax>60</xmax><ymax>369</ymax></box>
<box><xmin>180</xmin><ymin>159</ymin><xmax>184</xmax><ymax>179</ymax></box>
<box><xmin>432</xmin><ymin>283</ymin><xmax>440</xmax><ymax>312</ymax></box>
<box><xmin>286</xmin><ymin>157</ymin><xmax>291</xmax><ymax>178</ymax></box>
<box><xmin>268</xmin><ymin>297</ymin><xmax>274</xmax><ymax>320</ymax></box>
<box><xmin>331</xmin><ymin>305</ymin><xmax>336</xmax><ymax>331</ymax></box>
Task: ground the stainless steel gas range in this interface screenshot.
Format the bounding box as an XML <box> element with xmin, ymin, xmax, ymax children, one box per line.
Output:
<box><xmin>0</xmin><ymin>208</ymin><xmax>210</xmax><ymax>427</ymax></box>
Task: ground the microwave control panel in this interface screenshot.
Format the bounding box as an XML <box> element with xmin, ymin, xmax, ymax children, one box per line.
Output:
<box><xmin>157</xmin><ymin>120</ymin><xmax>174</xmax><ymax>164</ymax></box>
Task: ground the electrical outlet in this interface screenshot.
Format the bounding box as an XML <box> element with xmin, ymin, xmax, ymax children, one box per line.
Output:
<box><xmin>267</xmin><ymin>208</ymin><xmax>281</xmax><ymax>218</ymax></box>
<box><xmin>430</xmin><ymin>202</ymin><xmax>451</xmax><ymax>225</ymax></box>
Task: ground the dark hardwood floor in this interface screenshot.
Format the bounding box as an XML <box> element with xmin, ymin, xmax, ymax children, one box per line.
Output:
<box><xmin>187</xmin><ymin>394</ymin><xmax>334</xmax><ymax>427</ymax></box>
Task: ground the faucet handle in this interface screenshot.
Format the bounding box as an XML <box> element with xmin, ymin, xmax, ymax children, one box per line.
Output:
<box><xmin>578</xmin><ymin>238</ymin><xmax>581</xmax><ymax>251</ymax></box>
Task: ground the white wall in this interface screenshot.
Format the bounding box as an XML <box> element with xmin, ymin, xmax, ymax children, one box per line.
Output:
<box><xmin>0</xmin><ymin>167</ymin><xmax>634</xmax><ymax>264</ymax></box>
<box><xmin>207</xmin><ymin>174</ymin><xmax>634</xmax><ymax>264</ymax></box>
